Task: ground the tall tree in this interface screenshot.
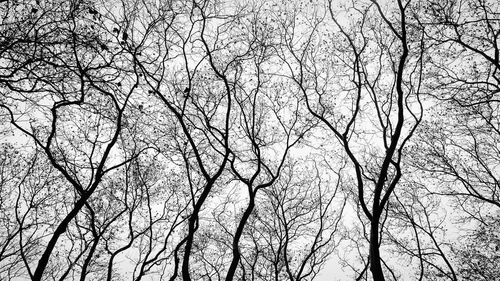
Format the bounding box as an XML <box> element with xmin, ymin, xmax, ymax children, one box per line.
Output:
<box><xmin>279</xmin><ymin>0</ymin><xmax>424</xmax><ymax>279</ymax></box>
<box><xmin>0</xmin><ymin>0</ymin><xmax>144</xmax><ymax>279</ymax></box>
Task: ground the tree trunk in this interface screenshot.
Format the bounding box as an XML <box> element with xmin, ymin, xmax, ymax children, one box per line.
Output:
<box><xmin>369</xmin><ymin>217</ymin><xmax>385</xmax><ymax>281</ymax></box>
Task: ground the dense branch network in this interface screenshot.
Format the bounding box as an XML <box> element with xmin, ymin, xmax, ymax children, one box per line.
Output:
<box><xmin>0</xmin><ymin>0</ymin><xmax>499</xmax><ymax>280</ymax></box>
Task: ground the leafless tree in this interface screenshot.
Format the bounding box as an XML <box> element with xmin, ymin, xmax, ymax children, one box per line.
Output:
<box><xmin>0</xmin><ymin>0</ymin><xmax>147</xmax><ymax>279</ymax></box>
<box><xmin>403</xmin><ymin>1</ymin><xmax>500</xmax><ymax>279</ymax></box>
<box><xmin>2</xmin><ymin>0</ymin><xmax>499</xmax><ymax>280</ymax></box>
<box><xmin>279</xmin><ymin>0</ymin><xmax>425</xmax><ymax>279</ymax></box>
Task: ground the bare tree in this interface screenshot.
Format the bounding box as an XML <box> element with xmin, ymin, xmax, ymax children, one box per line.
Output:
<box><xmin>412</xmin><ymin>0</ymin><xmax>500</xmax><ymax>215</ymax></box>
<box><xmin>402</xmin><ymin>1</ymin><xmax>500</xmax><ymax>279</ymax></box>
<box><xmin>278</xmin><ymin>0</ymin><xmax>425</xmax><ymax>279</ymax></box>
<box><xmin>0</xmin><ymin>0</ymin><xmax>146</xmax><ymax>279</ymax></box>
<box><xmin>3</xmin><ymin>0</ymin><xmax>499</xmax><ymax>280</ymax></box>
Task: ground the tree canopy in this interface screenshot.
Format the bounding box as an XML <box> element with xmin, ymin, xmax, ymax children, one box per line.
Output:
<box><xmin>1</xmin><ymin>0</ymin><xmax>499</xmax><ymax>280</ymax></box>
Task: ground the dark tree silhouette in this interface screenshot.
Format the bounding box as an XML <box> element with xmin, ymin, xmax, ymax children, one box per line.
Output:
<box><xmin>1</xmin><ymin>0</ymin><xmax>499</xmax><ymax>280</ymax></box>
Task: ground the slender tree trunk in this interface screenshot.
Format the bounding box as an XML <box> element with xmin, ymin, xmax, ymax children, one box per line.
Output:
<box><xmin>369</xmin><ymin>214</ymin><xmax>385</xmax><ymax>281</ymax></box>
<box><xmin>182</xmin><ymin>180</ymin><xmax>217</xmax><ymax>281</ymax></box>
<box><xmin>32</xmin><ymin>197</ymin><xmax>88</xmax><ymax>281</ymax></box>
<box><xmin>80</xmin><ymin>236</ymin><xmax>99</xmax><ymax>281</ymax></box>
<box><xmin>226</xmin><ymin>197</ymin><xmax>255</xmax><ymax>281</ymax></box>
<box><xmin>181</xmin><ymin>213</ymin><xmax>197</xmax><ymax>281</ymax></box>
